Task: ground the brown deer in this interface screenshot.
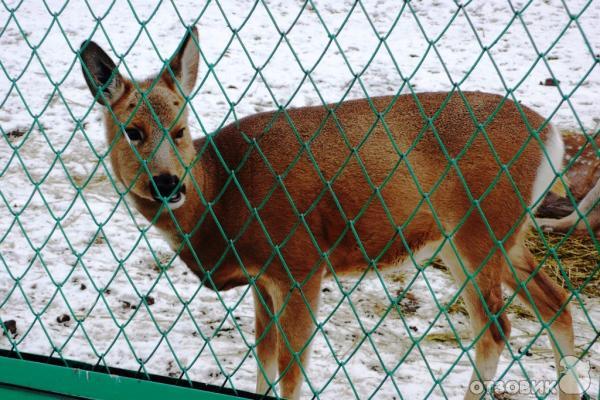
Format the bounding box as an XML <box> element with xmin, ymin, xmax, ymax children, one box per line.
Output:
<box><xmin>537</xmin><ymin>177</ymin><xmax>600</xmax><ymax>236</ymax></box>
<box><xmin>79</xmin><ymin>27</ymin><xmax>580</xmax><ymax>399</ymax></box>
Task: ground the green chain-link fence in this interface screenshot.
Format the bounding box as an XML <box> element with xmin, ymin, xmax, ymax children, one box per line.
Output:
<box><xmin>0</xmin><ymin>1</ymin><xmax>598</xmax><ymax>399</ymax></box>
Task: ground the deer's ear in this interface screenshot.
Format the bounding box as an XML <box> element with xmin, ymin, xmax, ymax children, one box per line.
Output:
<box><xmin>162</xmin><ymin>26</ymin><xmax>199</xmax><ymax>97</ymax></box>
<box><xmin>80</xmin><ymin>41</ymin><xmax>126</xmax><ymax>106</ymax></box>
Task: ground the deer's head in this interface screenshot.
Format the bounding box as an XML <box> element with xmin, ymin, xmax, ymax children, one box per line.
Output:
<box><xmin>80</xmin><ymin>27</ymin><xmax>199</xmax><ymax>210</ymax></box>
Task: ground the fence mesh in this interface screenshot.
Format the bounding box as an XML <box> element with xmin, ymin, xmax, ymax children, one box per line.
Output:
<box><xmin>0</xmin><ymin>0</ymin><xmax>598</xmax><ymax>399</ymax></box>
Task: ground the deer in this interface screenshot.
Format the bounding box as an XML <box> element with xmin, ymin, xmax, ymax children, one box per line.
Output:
<box><xmin>537</xmin><ymin>177</ymin><xmax>600</xmax><ymax>236</ymax></box>
<box><xmin>79</xmin><ymin>26</ymin><xmax>580</xmax><ymax>399</ymax></box>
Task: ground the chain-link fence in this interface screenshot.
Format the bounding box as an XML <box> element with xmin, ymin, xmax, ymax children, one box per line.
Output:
<box><xmin>0</xmin><ymin>1</ymin><xmax>598</xmax><ymax>399</ymax></box>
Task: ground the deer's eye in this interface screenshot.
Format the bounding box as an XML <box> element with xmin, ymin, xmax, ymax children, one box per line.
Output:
<box><xmin>173</xmin><ymin>128</ymin><xmax>185</xmax><ymax>140</ymax></box>
<box><xmin>125</xmin><ymin>128</ymin><xmax>143</xmax><ymax>141</ymax></box>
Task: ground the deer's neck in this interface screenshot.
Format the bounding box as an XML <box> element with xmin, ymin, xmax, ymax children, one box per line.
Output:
<box><xmin>122</xmin><ymin>137</ymin><xmax>245</xmax><ymax>288</ymax></box>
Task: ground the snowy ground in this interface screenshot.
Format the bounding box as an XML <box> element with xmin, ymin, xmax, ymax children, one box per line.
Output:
<box><xmin>0</xmin><ymin>0</ymin><xmax>598</xmax><ymax>399</ymax></box>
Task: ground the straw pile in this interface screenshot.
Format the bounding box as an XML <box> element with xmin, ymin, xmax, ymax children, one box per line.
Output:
<box><xmin>527</xmin><ymin>230</ymin><xmax>599</xmax><ymax>298</ymax></box>
<box><xmin>433</xmin><ymin>229</ymin><xmax>598</xmax><ymax>320</ymax></box>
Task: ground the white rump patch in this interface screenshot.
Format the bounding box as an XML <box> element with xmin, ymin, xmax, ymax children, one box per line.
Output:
<box><xmin>530</xmin><ymin>125</ymin><xmax>564</xmax><ymax>212</ymax></box>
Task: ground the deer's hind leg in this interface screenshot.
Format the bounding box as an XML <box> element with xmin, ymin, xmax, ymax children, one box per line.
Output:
<box><xmin>502</xmin><ymin>245</ymin><xmax>579</xmax><ymax>400</ymax></box>
<box><xmin>440</xmin><ymin>244</ymin><xmax>511</xmax><ymax>400</ymax></box>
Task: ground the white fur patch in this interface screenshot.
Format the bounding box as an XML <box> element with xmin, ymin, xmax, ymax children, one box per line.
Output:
<box><xmin>167</xmin><ymin>193</ymin><xmax>186</xmax><ymax>210</ymax></box>
<box><xmin>397</xmin><ymin>240</ymin><xmax>444</xmax><ymax>271</ymax></box>
<box><xmin>530</xmin><ymin>125</ymin><xmax>564</xmax><ymax>211</ymax></box>
<box><xmin>152</xmin><ymin>140</ymin><xmax>172</xmax><ymax>171</ymax></box>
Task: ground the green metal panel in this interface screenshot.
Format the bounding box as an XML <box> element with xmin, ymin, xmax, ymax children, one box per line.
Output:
<box><xmin>0</xmin><ymin>356</ymin><xmax>243</xmax><ymax>400</ymax></box>
<box><xmin>0</xmin><ymin>383</ymin><xmax>77</xmax><ymax>400</ymax></box>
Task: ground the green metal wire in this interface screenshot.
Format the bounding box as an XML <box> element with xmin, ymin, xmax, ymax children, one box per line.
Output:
<box><xmin>0</xmin><ymin>0</ymin><xmax>597</xmax><ymax>399</ymax></box>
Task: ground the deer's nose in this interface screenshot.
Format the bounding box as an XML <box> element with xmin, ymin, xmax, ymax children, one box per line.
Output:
<box><xmin>150</xmin><ymin>174</ymin><xmax>180</xmax><ymax>199</ymax></box>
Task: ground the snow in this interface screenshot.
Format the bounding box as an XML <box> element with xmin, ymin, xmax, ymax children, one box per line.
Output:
<box><xmin>0</xmin><ymin>0</ymin><xmax>598</xmax><ymax>399</ymax></box>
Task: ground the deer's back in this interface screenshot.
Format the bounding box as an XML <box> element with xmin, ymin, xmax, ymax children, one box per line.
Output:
<box><xmin>199</xmin><ymin>91</ymin><xmax>550</xmax><ymax>280</ymax></box>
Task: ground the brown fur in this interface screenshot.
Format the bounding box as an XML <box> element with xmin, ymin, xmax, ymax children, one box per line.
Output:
<box><xmin>80</xmin><ymin>28</ymin><xmax>579</xmax><ymax>399</ymax></box>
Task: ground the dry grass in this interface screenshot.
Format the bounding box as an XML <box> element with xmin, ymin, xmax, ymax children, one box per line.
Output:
<box><xmin>527</xmin><ymin>229</ymin><xmax>599</xmax><ymax>297</ymax></box>
<box><xmin>446</xmin><ymin>294</ymin><xmax>535</xmax><ymax>320</ymax></box>
<box><xmin>424</xmin><ymin>332</ymin><xmax>464</xmax><ymax>344</ymax></box>
<box><xmin>433</xmin><ymin>229</ymin><xmax>598</xmax><ymax>319</ymax></box>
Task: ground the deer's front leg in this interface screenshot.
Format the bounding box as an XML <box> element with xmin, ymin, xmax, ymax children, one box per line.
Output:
<box><xmin>537</xmin><ymin>178</ymin><xmax>600</xmax><ymax>234</ymax></box>
<box><xmin>273</xmin><ymin>273</ymin><xmax>322</xmax><ymax>400</ymax></box>
<box><xmin>536</xmin><ymin>214</ymin><xmax>579</xmax><ymax>233</ymax></box>
<box><xmin>253</xmin><ymin>285</ymin><xmax>278</xmax><ymax>396</ymax></box>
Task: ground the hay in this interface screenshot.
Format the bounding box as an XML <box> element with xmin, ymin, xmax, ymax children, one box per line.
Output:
<box><xmin>527</xmin><ymin>229</ymin><xmax>599</xmax><ymax>298</ymax></box>
<box><xmin>446</xmin><ymin>295</ymin><xmax>535</xmax><ymax>320</ymax></box>
<box><xmin>432</xmin><ymin>229</ymin><xmax>598</xmax><ymax>319</ymax></box>
<box><xmin>424</xmin><ymin>332</ymin><xmax>466</xmax><ymax>344</ymax></box>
